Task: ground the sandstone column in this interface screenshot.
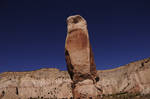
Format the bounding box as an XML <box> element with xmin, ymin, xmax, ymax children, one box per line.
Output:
<box><xmin>65</xmin><ymin>15</ymin><xmax>101</xmax><ymax>99</ymax></box>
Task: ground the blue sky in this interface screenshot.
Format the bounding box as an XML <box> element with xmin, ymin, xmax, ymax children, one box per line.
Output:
<box><xmin>0</xmin><ymin>0</ymin><xmax>150</xmax><ymax>72</ymax></box>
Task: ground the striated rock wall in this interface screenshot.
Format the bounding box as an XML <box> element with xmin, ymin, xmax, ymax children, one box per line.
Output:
<box><xmin>97</xmin><ymin>58</ymin><xmax>150</xmax><ymax>95</ymax></box>
<box><xmin>0</xmin><ymin>58</ymin><xmax>150</xmax><ymax>99</ymax></box>
<box><xmin>0</xmin><ymin>68</ymin><xmax>73</xmax><ymax>99</ymax></box>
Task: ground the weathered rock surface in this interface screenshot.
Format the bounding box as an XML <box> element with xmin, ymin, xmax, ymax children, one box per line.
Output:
<box><xmin>65</xmin><ymin>15</ymin><xmax>100</xmax><ymax>98</ymax></box>
<box><xmin>0</xmin><ymin>68</ymin><xmax>73</xmax><ymax>99</ymax></box>
<box><xmin>98</xmin><ymin>58</ymin><xmax>150</xmax><ymax>95</ymax></box>
<box><xmin>65</xmin><ymin>15</ymin><xmax>97</xmax><ymax>82</ymax></box>
<box><xmin>0</xmin><ymin>58</ymin><xmax>150</xmax><ymax>99</ymax></box>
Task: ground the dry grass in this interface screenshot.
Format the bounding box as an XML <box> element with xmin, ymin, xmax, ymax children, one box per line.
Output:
<box><xmin>102</xmin><ymin>93</ymin><xmax>150</xmax><ymax>99</ymax></box>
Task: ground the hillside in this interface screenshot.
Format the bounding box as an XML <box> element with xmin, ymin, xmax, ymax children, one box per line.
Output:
<box><xmin>0</xmin><ymin>58</ymin><xmax>150</xmax><ymax>99</ymax></box>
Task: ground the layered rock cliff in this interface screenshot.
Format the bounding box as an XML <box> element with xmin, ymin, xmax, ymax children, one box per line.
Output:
<box><xmin>0</xmin><ymin>58</ymin><xmax>150</xmax><ymax>99</ymax></box>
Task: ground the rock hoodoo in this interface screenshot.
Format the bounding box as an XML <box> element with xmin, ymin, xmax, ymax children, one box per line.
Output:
<box><xmin>65</xmin><ymin>15</ymin><xmax>101</xmax><ymax>98</ymax></box>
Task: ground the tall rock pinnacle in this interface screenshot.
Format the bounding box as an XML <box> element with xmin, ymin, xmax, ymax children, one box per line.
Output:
<box><xmin>65</xmin><ymin>15</ymin><xmax>101</xmax><ymax>99</ymax></box>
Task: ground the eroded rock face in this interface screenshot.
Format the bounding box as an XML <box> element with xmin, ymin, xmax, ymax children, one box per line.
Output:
<box><xmin>0</xmin><ymin>68</ymin><xmax>73</xmax><ymax>99</ymax></box>
<box><xmin>97</xmin><ymin>58</ymin><xmax>150</xmax><ymax>95</ymax></box>
<box><xmin>65</xmin><ymin>15</ymin><xmax>101</xmax><ymax>98</ymax></box>
<box><xmin>0</xmin><ymin>58</ymin><xmax>150</xmax><ymax>99</ymax></box>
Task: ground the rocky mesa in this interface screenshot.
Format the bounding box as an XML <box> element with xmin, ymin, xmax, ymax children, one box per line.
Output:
<box><xmin>0</xmin><ymin>58</ymin><xmax>150</xmax><ymax>99</ymax></box>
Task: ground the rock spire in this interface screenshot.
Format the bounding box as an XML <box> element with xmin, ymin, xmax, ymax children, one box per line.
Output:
<box><xmin>65</xmin><ymin>15</ymin><xmax>101</xmax><ymax>99</ymax></box>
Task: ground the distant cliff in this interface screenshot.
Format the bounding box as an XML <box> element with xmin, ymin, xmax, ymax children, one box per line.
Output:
<box><xmin>0</xmin><ymin>58</ymin><xmax>150</xmax><ymax>99</ymax></box>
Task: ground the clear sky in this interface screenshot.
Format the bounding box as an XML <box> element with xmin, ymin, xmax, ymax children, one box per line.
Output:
<box><xmin>0</xmin><ymin>0</ymin><xmax>150</xmax><ymax>73</ymax></box>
